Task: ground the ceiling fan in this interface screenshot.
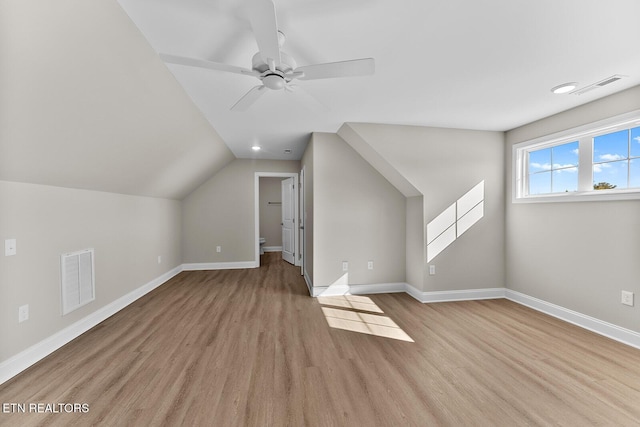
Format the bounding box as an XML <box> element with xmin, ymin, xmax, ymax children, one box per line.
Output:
<box><xmin>159</xmin><ymin>0</ymin><xmax>375</xmax><ymax>111</ymax></box>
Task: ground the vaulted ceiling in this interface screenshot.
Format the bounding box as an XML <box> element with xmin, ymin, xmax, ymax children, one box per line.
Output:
<box><xmin>118</xmin><ymin>0</ymin><xmax>640</xmax><ymax>159</ymax></box>
<box><xmin>0</xmin><ymin>0</ymin><xmax>234</xmax><ymax>200</ymax></box>
<box><xmin>2</xmin><ymin>0</ymin><xmax>640</xmax><ymax>200</ymax></box>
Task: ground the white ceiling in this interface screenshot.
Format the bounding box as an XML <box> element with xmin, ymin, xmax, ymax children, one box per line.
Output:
<box><xmin>119</xmin><ymin>0</ymin><xmax>640</xmax><ymax>160</ymax></box>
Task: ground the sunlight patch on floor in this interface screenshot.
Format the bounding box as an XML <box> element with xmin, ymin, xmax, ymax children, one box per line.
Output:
<box><xmin>317</xmin><ymin>295</ymin><xmax>384</xmax><ymax>313</ymax></box>
<box><xmin>318</xmin><ymin>296</ymin><xmax>414</xmax><ymax>342</ymax></box>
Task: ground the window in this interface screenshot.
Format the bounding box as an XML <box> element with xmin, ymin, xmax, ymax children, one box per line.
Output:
<box><xmin>513</xmin><ymin>110</ymin><xmax>640</xmax><ymax>202</ymax></box>
<box><xmin>527</xmin><ymin>141</ymin><xmax>579</xmax><ymax>195</ymax></box>
<box><xmin>593</xmin><ymin>128</ymin><xmax>640</xmax><ymax>190</ymax></box>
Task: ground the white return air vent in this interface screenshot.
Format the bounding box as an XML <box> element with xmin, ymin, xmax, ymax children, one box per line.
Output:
<box><xmin>60</xmin><ymin>249</ymin><xmax>95</xmax><ymax>315</ymax></box>
<box><xmin>570</xmin><ymin>74</ymin><xmax>626</xmax><ymax>96</ymax></box>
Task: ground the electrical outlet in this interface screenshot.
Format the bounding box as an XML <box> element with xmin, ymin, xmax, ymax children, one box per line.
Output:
<box><xmin>367</xmin><ymin>261</ymin><xmax>374</xmax><ymax>270</ymax></box>
<box><xmin>216</xmin><ymin>246</ymin><xmax>221</xmax><ymax>253</ymax></box>
<box><xmin>157</xmin><ymin>255</ymin><xmax>162</xmax><ymax>264</ymax></box>
<box><xmin>5</xmin><ymin>239</ymin><xmax>16</xmax><ymax>256</ymax></box>
<box><xmin>429</xmin><ymin>265</ymin><xmax>436</xmax><ymax>275</ymax></box>
<box><xmin>621</xmin><ymin>290</ymin><xmax>634</xmax><ymax>307</ymax></box>
<box><xmin>342</xmin><ymin>261</ymin><xmax>348</xmax><ymax>271</ymax></box>
<box><xmin>18</xmin><ymin>304</ymin><xmax>29</xmax><ymax>323</ymax></box>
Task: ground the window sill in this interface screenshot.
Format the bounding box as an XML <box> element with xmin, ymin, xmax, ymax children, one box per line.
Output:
<box><xmin>513</xmin><ymin>189</ymin><xmax>640</xmax><ymax>204</ymax></box>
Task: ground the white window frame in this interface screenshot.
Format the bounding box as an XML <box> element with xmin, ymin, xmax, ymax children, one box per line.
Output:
<box><xmin>513</xmin><ymin>109</ymin><xmax>640</xmax><ymax>203</ymax></box>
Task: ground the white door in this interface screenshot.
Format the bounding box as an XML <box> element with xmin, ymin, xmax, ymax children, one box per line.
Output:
<box><xmin>281</xmin><ymin>177</ymin><xmax>295</xmax><ymax>264</ymax></box>
<box><xmin>299</xmin><ymin>168</ymin><xmax>304</xmax><ymax>274</ymax></box>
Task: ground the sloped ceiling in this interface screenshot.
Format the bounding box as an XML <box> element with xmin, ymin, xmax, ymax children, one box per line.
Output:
<box><xmin>337</xmin><ymin>124</ymin><xmax>420</xmax><ymax>198</ymax></box>
<box><xmin>118</xmin><ymin>0</ymin><xmax>640</xmax><ymax>160</ymax></box>
<box><xmin>0</xmin><ymin>0</ymin><xmax>235</xmax><ymax>200</ymax></box>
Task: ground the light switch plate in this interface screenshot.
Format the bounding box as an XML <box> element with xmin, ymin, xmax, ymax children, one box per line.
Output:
<box><xmin>5</xmin><ymin>239</ymin><xmax>16</xmax><ymax>256</ymax></box>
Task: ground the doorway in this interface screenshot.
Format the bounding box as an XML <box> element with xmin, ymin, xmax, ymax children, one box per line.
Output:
<box><xmin>254</xmin><ymin>172</ymin><xmax>300</xmax><ymax>267</ymax></box>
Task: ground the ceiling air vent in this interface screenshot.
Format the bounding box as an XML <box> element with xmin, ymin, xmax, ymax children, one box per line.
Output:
<box><xmin>596</xmin><ymin>75</ymin><xmax>623</xmax><ymax>86</ymax></box>
<box><xmin>571</xmin><ymin>75</ymin><xmax>626</xmax><ymax>96</ymax></box>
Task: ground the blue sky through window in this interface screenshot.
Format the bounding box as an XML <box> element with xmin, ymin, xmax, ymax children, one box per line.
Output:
<box><xmin>528</xmin><ymin>141</ymin><xmax>578</xmax><ymax>194</ymax></box>
<box><xmin>593</xmin><ymin>128</ymin><xmax>640</xmax><ymax>190</ymax></box>
<box><xmin>594</xmin><ymin>130</ymin><xmax>628</xmax><ymax>162</ymax></box>
<box><xmin>631</xmin><ymin>126</ymin><xmax>640</xmax><ymax>158</ymax></box>
<box><xmin>630</xmin><ymin>159</ymin><xmax>640</xmax><ymax>188</ymax></box>
<box><xmin>517</xmin><ymin>114</ymin><xmax>640</xmax><ymax>200</ymax></box>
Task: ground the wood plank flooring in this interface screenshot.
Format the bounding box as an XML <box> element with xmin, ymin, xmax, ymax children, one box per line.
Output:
<box><xmin>1</xmin><ymin>252</ymin><xmax>640</xmax><ymax>426</ymax></box>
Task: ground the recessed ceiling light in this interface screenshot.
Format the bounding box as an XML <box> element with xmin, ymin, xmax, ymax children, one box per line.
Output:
<box><xmin>551</xmin><ymin>82</ymin><xmax>578</xmax><ymax>94</ymax></box>
<box><xmin>251</xmin><ymin>145</ymin><xmax>261</xmax><ymax>151</ymax></box>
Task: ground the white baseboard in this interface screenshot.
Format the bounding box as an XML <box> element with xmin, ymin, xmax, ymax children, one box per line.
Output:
<box><xmin>406</xmin><ymin>286</ymin><xmax>506</xmax><ymax>303</ymax></box>
<box><xmin>311</xmin><ymin>286</ymin><xmax>327</xmax><ymax>297</ymax></box>
<box><xmin>315</xmin><ymin>285</ymin><xmax>350</xmax><ymax>297</ymax></box>
<box><xmin>349</xmin><ymin>282</ymin><xmax>406</xmax><ymax>295</ymax></box>
<box><xmin>310</xmin><ymin>283</ymin><xmax>505</xmax><ymax>301</ymax></box>
<box><xmin>505</xmin><ymin>290</ymin><xmax>640</xmax><ymax>350</ymax></box>
<box><xmin>313</xmin><ymin>282</ymin><xmax>408</xmax><ymax>298</ymax></box>
<box><xmin>182</xmin><ymin>261</ymin><xmax>257</xmax><ymax>271</ymax></box>
<box><xmin>263</xmin><ymin>246</ymin><xmax>282</xmax><ymax>253</ymax></box>
<box><xmin>303</xmin><ymin>270</ymin><xmax>313</xmax><ymax>296</ymax></box>
<box><xmin>0</xmin><ymin>265</ymin><xmax>182</xmax><ymax>385</ymax></box>
<box><xmin>403</xmin><ymin>283</ymin><xmax>424</xmax><ymax>302</ymax></box>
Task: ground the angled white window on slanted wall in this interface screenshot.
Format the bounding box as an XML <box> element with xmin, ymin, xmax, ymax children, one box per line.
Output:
<box><xmin>427</xmin><ymin>181</ymin><xmax>484</xmax><ymax>262</ymax></box>
<box><xmin>513</xmin><ymin>110</ymin><xmax>640</xmax><ymax>203</ymax></box>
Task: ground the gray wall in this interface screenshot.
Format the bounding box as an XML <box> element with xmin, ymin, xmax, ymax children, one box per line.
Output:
<box><xmin>309</xmin><ymin>133</ymin><xmax>406</xmax><ymax>288</ymax></box>
<box><xmin>182</xmin><ymin>159</ymin><xmax>300</xmax><ymax>264</ymax></box>
<box><xmin>405</xmin><ymin>196</ymin><xmax>425</xmax><ymax>290</ymax></box>
<box><xmin>0</xmin><ymin>180</ymin><xmax>182</xmax><ymax>363</ymax></box>
<box><xmin>259</xmin><ymin>177</ymin><xmax>283</xmax><ymax>248</ymax></box>
<box><xmin>301</xmin><ymin>139</ymin><xmax>314</xmax><ymax>286</ymax></box>
<box><xmin>506</xmin><ymin>86</ymin><xmax>640</xmax><ymax>332</ymax></box>
<box><xmin>346</xmin><ymin>123</ymin><xmax>505</xmax><ymax>292</ymax></box>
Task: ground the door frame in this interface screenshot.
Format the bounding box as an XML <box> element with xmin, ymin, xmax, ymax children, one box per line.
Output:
<box><xmin>299</xmin><ymin>166</ymin><xmax>305</xmax><ymax>276</ymax></box>
<box><xmin>254</xmin><ymin>172</ymin><xmax>299</xmax><ymax>267</ymax></box>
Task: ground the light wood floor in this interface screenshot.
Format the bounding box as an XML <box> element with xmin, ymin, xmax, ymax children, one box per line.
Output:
<box><xmin>2</xmin><ymin>253</ymin><xmax>640</xmax><ymax>426</ymax></box>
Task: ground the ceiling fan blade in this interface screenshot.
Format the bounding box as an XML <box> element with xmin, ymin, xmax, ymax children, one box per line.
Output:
<box><xmin>159</xmin><ymin>53</ymin><xmax>258</xmax><ymax>77</ymax></box>
<box><xmin>286</xmin><ymin>84</ymin><xmax>329</xmax><ymax>112</ymax></box>
<box><xmin>246</xmin><ymin>0</ymin><xmax>281</xmax><ymax>66</ymax></box>
<box><xmin>296</xmin><ymin>58</ymin><xmax>375</xmax><ymax>81</ymax></box>
<box><xmin>231</xmin><ymin>85</ymin><xmax>267</xmax><ymax>111</ymax></box>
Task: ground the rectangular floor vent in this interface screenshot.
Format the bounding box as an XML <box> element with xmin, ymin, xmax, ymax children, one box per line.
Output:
<box><xmin>61</xmin><ymin>249</ymin><xmax>95</xmax><ymax>315</ymax></box>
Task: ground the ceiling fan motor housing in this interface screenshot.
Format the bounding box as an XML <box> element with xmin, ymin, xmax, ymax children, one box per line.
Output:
<box><xmin>252</xmin><ymin>51</ymin><xmax>298</xmax><ymax>90</ymax></box>
<box><xmin>159</xmin><ymin>1</ymin><xmax>375</xmax><ymax>110</ymax></box>
<box><xmin>251</xmin><ymin>52</ymin><xmax>296</xmax><ymax>75</ymax></box>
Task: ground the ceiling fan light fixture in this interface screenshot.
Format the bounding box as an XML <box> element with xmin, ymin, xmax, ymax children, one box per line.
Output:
<box><xmin>159</xmin><ymin>0</ymin><xmax>375</xmax><ymax>111</ymax></box>
<box><xmin>263</xmin><ymin>74</ymin><xmax>285</xmax><ymax>90</ymax></box>
<box><xmin>551</xmin><ymin>82</ymin><xmax>578</xmax><ymax>94</ymax></box>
